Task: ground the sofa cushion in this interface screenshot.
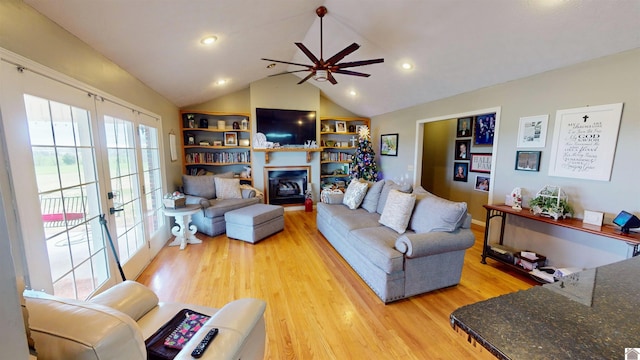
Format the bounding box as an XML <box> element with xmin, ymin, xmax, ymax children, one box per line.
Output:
<box><xmin>182</xmin><ymin>174</ymin><xmax>216</xmax><ymax>199</ymax></box>
<box><xmin>349</xmin><ymin>226</ymin><xmax>406</xmax><ymax>274</ymax></box>
<box><xmin>379</xmin><ymin>190</ymin><xmax>416</xmax><ymax>234</ymax></box>
<box><xmin>332</xmin><ymin>211</ymin><xmax>382</xmax><ymax>234</ymax></box>
<box><xmin>409</xmin><ymin>189</ymin><xmax>468</xmax><ymax>233</ymax></box>
<box><xmin>342</xmin><ymin>179</ymin><xmax>369</xmax><ymax>209</ymax></box>
<box><xmin>183</xmin><ymin>172</ymin><xmax>235</xmax><ymax>199</ymax></box>
<box><xmin>202</xmin><ymin>197</ymin><xmax>261</xmax><ymax>218</ymax></box>
<box><xmin>215</xmin><ymin>177</ymin><xmax>242</xmax><ymax>199</ymax></box>
<box><xmin>361</xmin><ymin>179</ymin><xmax>385</xmax><ymax>213</ymax></box>
<box><xmin>376</xmin><ymin>180</ymin><xmax>413</xmax><ymax>214</ymax></box>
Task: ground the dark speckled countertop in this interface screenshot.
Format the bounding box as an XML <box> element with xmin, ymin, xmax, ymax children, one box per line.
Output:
<box><xmin>451</xmin><ymin>256</ymin><xmax>640</xmax><ymax>359</ymax></box>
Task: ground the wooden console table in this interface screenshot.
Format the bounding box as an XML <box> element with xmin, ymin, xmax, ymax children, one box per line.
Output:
<box><xmin>481</xmin><ymin>204</ymin><xmax>640</xmax><ymax>270</ymax></box>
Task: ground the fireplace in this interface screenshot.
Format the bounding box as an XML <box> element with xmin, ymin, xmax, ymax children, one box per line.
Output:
<box><xmin>265</xmin><ymin>166</ymin><xmax>311</xmax><ymax>205</ymax></box>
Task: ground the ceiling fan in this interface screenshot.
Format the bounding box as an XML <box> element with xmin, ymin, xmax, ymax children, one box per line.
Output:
<box><xmin>261</xmin><ymin>6</ymin><xmax>384</xmax><ymax>85</ymax></box>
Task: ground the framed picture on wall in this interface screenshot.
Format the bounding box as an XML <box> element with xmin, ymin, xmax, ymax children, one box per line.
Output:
<box><xmin>474</xmin><ymin>113</ymin><xmax>496</xmax><ymax>145</ymax></box>
<box><xmin>381</xmin><ymin>133</ymin><xmax>398</xmax><ymax>156</ymax></box>
<box><xmin>453</xmin><ymin>162</ymin><xmax>468</xmax><ymax>182</ymax></box>
<box><xmin>455</xmin><ymin>139</ymin><xmax>470</xmax><ymax>160</ymax></box>
<box><xmin>470</xmin><ymin>153</ymin><xmax>492</xmax><ymax>173</ymax></box>
<box><xmin>515</xmin><ymin>151</ymin><xmax>541</xmax><ymax>171</ymax></box>
<box><xmin>474</xmin><ymin>175</ymin><xmax>490</xmax><ymax>192</ymax></box>
<box><xmin>457</xmin><ymin>117</ymin><xmax>472</xmax><ymax>137</ymax></box>
<box><xmin>517</xmin><ymin>114</ymin><xmax>548</xmax><ymax>148</ymax></box>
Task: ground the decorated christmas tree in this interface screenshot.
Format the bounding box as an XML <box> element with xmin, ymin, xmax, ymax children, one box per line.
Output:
<box><xmin>349</xmin><ymin>126</ymin><xmax>379</xmax><ymax>181</ymax></box>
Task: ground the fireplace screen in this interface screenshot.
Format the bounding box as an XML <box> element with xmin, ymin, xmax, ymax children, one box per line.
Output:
<box><xmin>265</xmin><ymin>167</ymin><xmax>310</xmax><ymax>205</ymax></box>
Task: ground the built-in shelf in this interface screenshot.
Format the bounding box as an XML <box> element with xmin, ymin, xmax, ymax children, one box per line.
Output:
<box><xmin>253</xmin><ymin>148</ymin><xmax>322</xmax><ymax>163</ymax></box>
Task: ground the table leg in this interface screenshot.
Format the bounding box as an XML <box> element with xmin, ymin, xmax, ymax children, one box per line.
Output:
<box><xmin>168</xmin><ymin>213</ymin><xmax>202</xmax><ymax>250</ymax></box>
<box><xmin>183</xmin><ymin>214</ymin><xmax>202</xmax><ymax>247</ymax></box>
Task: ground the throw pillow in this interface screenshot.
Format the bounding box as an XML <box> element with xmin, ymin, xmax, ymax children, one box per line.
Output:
<box><xmin>361</xmin><ymin>179</ymin><xmax>385</xmax><ymax>213</ymax></box>
<box><xmin>214</xmin><ymin>177</ymin><xmax>242</xmax><ymax>199</ymax></box>
<box><xmin>379</xmin><ymin>190</ymin><xmax>416</xmax><ymax>234</ymax></box>
<box><xmin>376</xmin><ymin>180</ymin><xmax>413</xmax><ymax>214</ymax></box>
<box><xmin>342</xmin><ymin>179</ymin><xmax>369</xmax><ymax>210</ymax></box>
<box><xmin>409</xmin><ymin>192</ymin><xmax>468</xmax><ymax>233</ymax></box>
<box><xmin>182</xmin><ymin>175</ymin><xmax>216</xmax><ymax>199</ymax></box>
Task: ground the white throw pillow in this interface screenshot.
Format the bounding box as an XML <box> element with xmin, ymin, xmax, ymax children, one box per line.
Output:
<box><xmin>214</xmin><ymin>177</ymin><xmax>242</xmax><ymax>199</ymax></box>
<box><xmin>379</xmin><ymin>190</ymin><xmax>416</xmax><ymax>234</ymax></box>
<box><xmin>342</xmin><ymin>179</ymin><xmax>369</xmax><ymax>209</ymax></box>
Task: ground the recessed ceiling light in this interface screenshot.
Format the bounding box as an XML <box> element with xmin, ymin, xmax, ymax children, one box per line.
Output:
<box><xmin>215</xmin><ymin>79</ymin><xmax>227</xmax><ymax>86</ymax></box>
<box><xmin>349</xmin><ymin>90</ymin><xmax>357</xmax><ymax>96</ymax></box>
<box><xmin>201</xmin><ymin>36</ymin><xmax>217</xmax><ymax>45</ymax></box>
<box><xmin>401</xmin><ymin>62</ymin><xmax>413</xmax><ymax>70</ymax></box>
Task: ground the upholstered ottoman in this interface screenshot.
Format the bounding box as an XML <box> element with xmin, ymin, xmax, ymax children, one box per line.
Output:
<box><xmin>224</xmin><ymin>204</ymin><xmax>284</xmax><ymax>243</ymax></box>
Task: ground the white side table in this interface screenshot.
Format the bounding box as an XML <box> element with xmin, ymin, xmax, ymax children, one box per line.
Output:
<box><xmin>163</xmin><ymin>204</ymin><xmax>202</xmax><ymax>250</ymax></box>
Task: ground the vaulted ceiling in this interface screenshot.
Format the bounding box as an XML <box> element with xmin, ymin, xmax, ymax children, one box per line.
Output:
<box><xmin>25</xmin><ymin>0</ymin><xmax>640</xmax><ymax>117</ymax></box>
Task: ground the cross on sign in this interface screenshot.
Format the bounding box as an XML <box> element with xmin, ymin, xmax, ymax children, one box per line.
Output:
<box><xmin>583</xmin><ymin>115</ymin><xmax>589</xmax><ymax>122</ymax></box>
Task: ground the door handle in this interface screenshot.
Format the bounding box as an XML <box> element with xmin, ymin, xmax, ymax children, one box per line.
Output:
<box><xmin>110</xmin><ymin>207</ymin><xmax>124</xmax><ymax>215</ymax></box>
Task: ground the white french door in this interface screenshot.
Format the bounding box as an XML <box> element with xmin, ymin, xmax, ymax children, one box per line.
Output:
<box><xmin>97</xmin><ymin>101</ymin><xmax>165</xmax><ymax>279</ymax></box>
<box><xmin>0</xmin><ymin>58</ymin><xmax>166</xmax><ymax>298</ymax></box>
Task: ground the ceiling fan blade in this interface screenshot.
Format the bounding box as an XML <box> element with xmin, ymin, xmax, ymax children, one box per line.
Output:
<box><xmin>334</xmin><ymin>58</ymin><xmax>385</xmax><ymax>69</ymax></box>
<box><xmin>261</xmin><ymin>58</ymin><xmax>312</xmax><ymax>68</ymax></box>
<box><xmin>325</xmin><ymin>43</ymin><xmax>360</xmax><ymax>66</ymax></box>
<box><xmin>295</xmin><ymin>43</ymin><xmax>320</xmax><ymax>64</ymax></box>
<box><xmin>333</xmin><ymin>69</ymin><xmax>371</xmax><ymax>77</ymax></box>
<box><xmin>268</xmin><ymin>69</ymin><xmax>312</xmax><ymax>77</ymax></box>
<box><xmin>327</xmin><ymin>72</ymin><xmax>338</xmax><ymax>85</ymax></box>
<box><xmin>297</xmin><ymin>72</ymin><xmax>316</xmax><ymax>85</ymax></box>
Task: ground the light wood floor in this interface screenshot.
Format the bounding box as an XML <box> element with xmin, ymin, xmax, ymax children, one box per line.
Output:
<box><xmin>137</xmin><ymin>209</ymin><xmax>536</xmax><ymax>359</ymax></box>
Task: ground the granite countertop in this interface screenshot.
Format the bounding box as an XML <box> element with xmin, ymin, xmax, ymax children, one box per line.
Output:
<box><xmin>451</xmin><ymin>256</ymin><xmax>640</xmax><ymax>359</ymax></box>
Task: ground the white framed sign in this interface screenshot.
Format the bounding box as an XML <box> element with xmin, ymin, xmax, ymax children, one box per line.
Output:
<box><xmin>548</xmin><ymin>103</ymin><xmax>623</xmax><ymax>181</ymax></box>
<box><xmin>517</xmin><ymin>114</ymin><xmax>548</xmax><ymax>148</ymax></box>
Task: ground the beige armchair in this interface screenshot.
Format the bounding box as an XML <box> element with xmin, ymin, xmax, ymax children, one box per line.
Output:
<box><xmin>24</xmin><ymin>281</ymin><xmax>266</xmax><ymax>360</ymax></box>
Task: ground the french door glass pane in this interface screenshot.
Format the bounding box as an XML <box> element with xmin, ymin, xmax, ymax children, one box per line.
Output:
<box><xmin>139</xmin><ymin>125</ymin><xmax>164</xmax><ymax>235</ymax></box>
<box><xmin>25</xmin><ymin>94</ymin><xmax>108</xmax><ymax>300</ymax></box>
<box><xmin>104</xmin><ymin>116</ymin><xmax>145</xmax><ymax>263</ymax></box>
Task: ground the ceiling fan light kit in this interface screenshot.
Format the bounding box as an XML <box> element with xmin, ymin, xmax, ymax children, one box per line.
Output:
<box><xmin>262</xmin><ymin>6</ymin><xmax>384</xmax><ymax>85</ymax></box>
<box><xmin>315</xmin><ymin>70</ymin><xmax>328</xmax><ymax>82</ymax></box>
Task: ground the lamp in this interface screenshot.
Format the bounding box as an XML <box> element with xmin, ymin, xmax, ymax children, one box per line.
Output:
<box><xmin>314</xmin><ymin>70</ymin><xmax>328</xmax><ymax>82</ymax></box>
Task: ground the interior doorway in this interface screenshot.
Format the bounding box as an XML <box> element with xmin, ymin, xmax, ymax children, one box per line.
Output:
<box><xmin>412</xmin><ymin>107</ymin><xmax>501</xmax><ymax>225</ymax></box>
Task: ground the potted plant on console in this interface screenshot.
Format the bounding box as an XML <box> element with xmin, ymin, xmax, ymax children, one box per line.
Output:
<box><xmin>528</xmin><ymin>185</ymin><xmax>574</xmax><ymax>220</ymax></box>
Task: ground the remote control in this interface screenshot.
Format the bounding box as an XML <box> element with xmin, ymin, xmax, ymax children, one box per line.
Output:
<box><xmin>191</xmin><ymin>328</ymin><xmax>218</xmax><ymax>358</ymax></box>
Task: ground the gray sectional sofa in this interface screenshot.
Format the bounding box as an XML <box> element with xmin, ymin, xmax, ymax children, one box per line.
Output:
<box><xmin>181</xmin><ymin>174</ymin><xmax>261</xmax><ymax>236</ymax></box>
<box><xmin>317</xmin><ymin>179</ymin><xmax>475</xmax><ymax>303</ymax></box>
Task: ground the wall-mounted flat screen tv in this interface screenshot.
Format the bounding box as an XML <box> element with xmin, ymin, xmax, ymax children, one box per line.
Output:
<box><xmin>256</xmin><ymin>108</ymin><xmax>317</xmax><ymax>146</ymax></box>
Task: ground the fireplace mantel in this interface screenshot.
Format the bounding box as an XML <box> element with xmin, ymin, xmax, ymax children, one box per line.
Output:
<box><xmin>253</xmin><ymin>148</ymin><xmax>322</xmax><ymax>164</ymax></box>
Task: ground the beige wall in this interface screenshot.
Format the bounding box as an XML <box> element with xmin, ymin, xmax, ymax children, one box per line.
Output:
<box><xmin>374</xmin><ymin>48</ymin><xmax>640</xmax><ymax>268</ymax></box>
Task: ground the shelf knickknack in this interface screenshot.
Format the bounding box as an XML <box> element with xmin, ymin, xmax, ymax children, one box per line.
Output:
<box><xmin>528</xmin><ymin>185</ymin><xmax>574</xmax><ymax>220</ymax></box>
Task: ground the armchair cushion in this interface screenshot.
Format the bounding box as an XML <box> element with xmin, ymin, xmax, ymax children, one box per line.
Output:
<box><xmin>89</xmin><ymin>280</ymin><xmax>158</xmax><ymax>321</ymax></box>
<box><xmin>214</xmin><ymin>177</ymin><xmax>242</xmax><ymax>199</ymax></box>
<box><xmin>182</xmin><ymin>172</ymin><xmax>235</xmax><ymax>199</ymax></box>
<box><xmin>24</xmin><ymin>290</ymin><xmax>146</xmax><ymax>360</ymax></box>
<box><xmin>182</xmin><ymin>175</ymin><xmax>216</xmax><ymax>199</ymax></box>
